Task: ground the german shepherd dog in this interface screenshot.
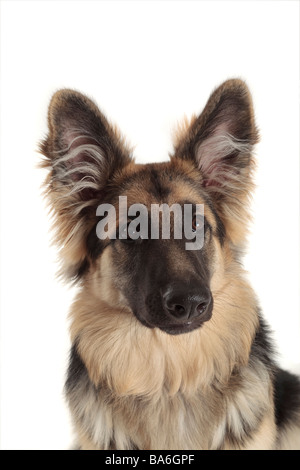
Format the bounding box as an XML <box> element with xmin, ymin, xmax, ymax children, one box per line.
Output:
<box><xmin>40</xmin><ymin>79</ymin><xmax>300</xmax><ymax>450</ymax></box>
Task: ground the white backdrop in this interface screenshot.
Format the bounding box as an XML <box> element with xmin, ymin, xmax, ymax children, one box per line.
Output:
<box><xmin>0</xmin><ymin>0</ymin><xmax>299</xmax><ymax>450</ymax></box>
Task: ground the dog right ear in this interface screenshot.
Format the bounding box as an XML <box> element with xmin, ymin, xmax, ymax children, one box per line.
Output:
<box><xmin>40</xmin><ymin>89</ymin><xmax>133</xmax><ymax>281</ymax></box>
<box><xmin>172</xmin><ymin>79</ymin><xmax>259</xmax><ymax>246</ymax></box>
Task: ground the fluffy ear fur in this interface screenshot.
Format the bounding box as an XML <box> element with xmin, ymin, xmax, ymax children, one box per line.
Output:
<box><xmin>172</xmin><ymin>79</ymin><xmax>259</xmax><ymax>246</ymax></box>
<box><xmin>40</xmin><ymin>89</ymin><xmax>133</xmax><ymax>281</ymax></box>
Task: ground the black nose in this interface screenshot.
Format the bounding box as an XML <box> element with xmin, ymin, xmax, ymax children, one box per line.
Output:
<box><xmin>162</xmin><ymin>283</ymin><xmax>211</xmax><ymax>322</ymax></box>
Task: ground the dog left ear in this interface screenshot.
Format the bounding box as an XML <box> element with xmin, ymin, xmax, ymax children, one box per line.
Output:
<box><xmin>172</xmin><ymin>79</ymin><xmax>259</xmax><ymax>244</ymax></box>
<box><xmin>41</xmin><ymin>89</ymin><xmax>132</xmax><ymax>201</ymax></box>
<box><xmin>40</xmin><ymin>89</ymin><xmax>133</xmax><ymax>281</ymax></box>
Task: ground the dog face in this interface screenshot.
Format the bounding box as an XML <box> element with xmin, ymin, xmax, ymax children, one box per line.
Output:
<box><xmin>90</xmin><ymin>162</ymin><xmax>216</xmax><ymax>335</ymax></box>
<box><xmin>41</xmin><ymin>79</ymin><xmax>258</xmax><ymax>336</ymax></box>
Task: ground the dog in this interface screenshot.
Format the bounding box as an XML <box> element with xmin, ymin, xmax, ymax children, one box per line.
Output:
<box><xmin>40</xmin><ymin>79</ymin><xmax>300</xmax><ymax>449</ymax></box>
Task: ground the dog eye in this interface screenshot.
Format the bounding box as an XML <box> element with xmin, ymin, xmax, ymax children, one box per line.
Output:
<box><xmin>192</xmin><ymin>214</ymin><xmax>204</xmax><ymax>232</ymax></box>
<box><xmin>119</xmin><ymin>224</ymin><xmax>129</xmax><ymax>240</ymax></box>
<box><xmin>119</xmin><ymin>222</ymin><xmax>143</xmax><ymax>243</ymax></box>
<box><xmin>128</xmin><ymin>223</ymin><xmax>140</xmax><ymax>239</ymax></box>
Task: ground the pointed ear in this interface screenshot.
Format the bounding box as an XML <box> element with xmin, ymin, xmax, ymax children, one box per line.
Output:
<box><xmin>41</xmin><ymin>89</ymin><xmax>132</xmax><ymax>200</ymax></box>
<box><xmin>172</xmin><ymin>79</ymin><xmax>259</xmax><ymax>244</ymax></box>
<box><xmin>40</xmin><ymin>89</ymin><xmax>133</xmax><ymax>281</ymax></box>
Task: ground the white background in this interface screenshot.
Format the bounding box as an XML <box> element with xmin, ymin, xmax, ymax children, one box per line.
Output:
<box><xmin>0</xmin><ymin>0</ymin><xmax>299</xmax><ymax>450</ymax></box>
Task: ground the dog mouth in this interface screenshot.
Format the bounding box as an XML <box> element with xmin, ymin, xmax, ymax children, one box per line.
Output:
<box><xmin>160</xmin><ymin>323</ymin><xmax>198</xmax><ymax>335</ymax></box>
<box><xmin>133</xmin><ymin>309</ymin><xmax>212</xmax><ymax>335</ymax></box>
<box><xmin>158</xmin><ymin>316</ymin><xmax>210</xmax><ymax>335</ymax></box>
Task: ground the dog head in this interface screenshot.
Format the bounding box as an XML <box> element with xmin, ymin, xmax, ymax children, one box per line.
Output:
<box><xmin>41</xmin><ymin>79</ymin><xmax>258</xmax><ymax>336</ymax></box>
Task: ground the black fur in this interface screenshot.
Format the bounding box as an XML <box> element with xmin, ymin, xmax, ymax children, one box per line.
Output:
<box><xmin>149</xmin><ymin>168</ymin><xmax>171</xmax><ymax>200</ymax></box>
<box><xmin>250</xmin><ymin>314</ymin><xmax>275</xmax><ymax>371</ymax></box>
<box><xmin>274</xmin><ymin>369</ymin><xmax>300</xmax><ymax>428</ymax></box>
<box><xmin>65</xmin><ymin>341</ymin><xmax>87</xmax><ymax>394</ymax></box>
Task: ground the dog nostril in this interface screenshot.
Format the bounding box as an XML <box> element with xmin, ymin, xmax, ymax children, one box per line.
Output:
<box><xmin>174</xmin><ymin>304</ymin><xmax>185</xmax><ymax>316</ymax></box>
<box><xmin>196</xmin><ymin>302</ymin><xmax>208</xmax><ymax>316</ymax></box>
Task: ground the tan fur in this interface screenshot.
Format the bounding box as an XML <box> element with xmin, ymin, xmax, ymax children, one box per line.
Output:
<box><xmin>277</xmin><ymin>423</ymin><xmax>300</xmax><ymax>450</ymax></box>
